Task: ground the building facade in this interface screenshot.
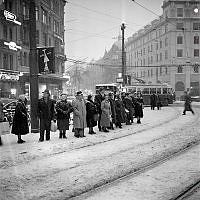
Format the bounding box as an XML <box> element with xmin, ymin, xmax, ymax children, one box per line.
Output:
<box><xmin>126</xmin><ymin>0</ymin><xmax>200</xmax><ymax>98</ymax></box>
<box><xmin>0</xmin><ymin>0</ymin><xmax>66</xmax><ymax>100</ymax></box>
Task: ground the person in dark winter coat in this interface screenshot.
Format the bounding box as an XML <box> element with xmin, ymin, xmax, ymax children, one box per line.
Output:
<box><xmin>182</xmin><ymin>91</ymin><xmax>194</xmax><ymax>115</ymax></box>
<box><xmin>11</xmin><ymin>95</ymin><xmax>29</xmax><ymax>143</ymax></box>
<box><xmin>123</xmin><ymin>93</ymin><xmax>134</xmax><ymax>125</ymax></box>
<box><xmin>108</xmin><ymin>93</ymin><xmax>116</xmax><ymax>130</ymax></box>
<box><xmin>100</xmin><ymin>94</ymin><xmax>111</xmax><ymax>132</ymax></box>
<box><xmin>115</xmin><ymin>95</ymin><xmax>123</xmax><ymax>128</ymax></box>
<box><xmin>55</xmin><ymin>94</ymin><xmax>73</xmax><ymax>139</ymax></box>
<box><xmin>86</xmin><ymin>95</ymin><xmax>98</xmax><ymax>134</ymax></box>
<box><xmin>38</xmin><ymin>89</ymin><xmax>56</xmax><ymax>142</ymax></box>
<box><xmin>135</xmin><ymin>92</ymin><xmax>144</xmax><ymax>124</ymax></box>
<box><xmin>150</xmin><ymin>93</ymin><xmax>157</xmax><ymax>110</ymax></box>
<box><xmin>156</xmin><ymin>94</ymin><xmax>162</xmax><ymax>110</ymax></box>
<box><xmin>94</xmin><ymin>87</ymin><xmax>105</xmax><ymax>131</ymax></box>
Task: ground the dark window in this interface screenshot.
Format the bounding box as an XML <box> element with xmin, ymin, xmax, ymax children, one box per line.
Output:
<box><xmin>36</xmin><ymin>30</ymin><xmax>39</xmax><ymax>44</ymax></box>
<box><xmin>177</xmin><ymin>8</ymin><xmax>183</xmax><ymax>17</ymax></box>
<box><xmin>9</xmin><ymin>55</ymin><xmax>13</xmax><ymax>70</ymax></box>
<box><xmin>177</xmin><ymin>65</ymin><xmax>183</xmax><ymax>73</ymax></box>
<box><xmin>193</xmin><ymin>64</ymin><xmax>199</xmax><ymax>73</ymax></box>
<box><xmin>165</xmin><ymin>67</ymin><xmax>168</xmax><ymax>74</ymax></box>
<box><xmin>3</xmin><ymin>54</ymin><xmax>8</xmax><ymax>69</ymax></box>
<box><xmin>160</xmin><ymin>67</ymin><xmax>162</xmax><ymax>75</ymax></box>
<box><xmin>193</xmin><ymin>23</ymin><xmax>200</xmax><ymax>30</ymax></box>
<box><xmin>177</xmin><ymin>23</ymin><xmax>184</xmax><ymax>30</ymax></box>
<box><xmin>194</xmin><ymin>36</ymin><xmax>199</xmax><ymax>44</ymax></box>
<box><xmin>177</xmin><ymin>49</ymin><xmax>183</xmax><ymax>57</ymax></box>
<box><xmin>177</xmin><ymin>36</ymin><xmax>183</xmax><ymax>44</ymax></box>
<box><xmin>194</xmin><ymin>49</ymin><xmax>199</xmax><ymax>57</ymax></box>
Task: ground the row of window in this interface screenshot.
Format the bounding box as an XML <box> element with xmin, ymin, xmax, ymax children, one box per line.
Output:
<box><xmin>2</xmin><ymin>54</ymin><xmax>13</xmax><ymax>70</ymax></box>
<box><xmin>177</xmin><ymin>49</ymin><xmax>199</xmax><ymax>57</ymax></box>
<box><xmin>177</xmin><ymin>35</ymin><xmax>199</xmax><ymax>44</ymax></box>
<box><xmin>177</xmin><ymin>65</ymin><xmax>199</xmax><ymax>73</ymax></box>
<box><xmin>176</xmin><ymin>22</ymin><xmax>200</xmax><ymax>30</ymax></box>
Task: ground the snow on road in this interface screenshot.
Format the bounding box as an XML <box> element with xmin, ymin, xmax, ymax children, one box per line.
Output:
<box><xmin>0</xmin><ymin>105</ymin><xmax>200</xmax><ymax>200</ymax></box>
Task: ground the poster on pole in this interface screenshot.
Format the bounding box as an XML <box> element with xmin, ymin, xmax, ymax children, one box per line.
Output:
<box><xmin>37</xmin><ymin>47</ymin><xmax>55</xmax><ymax>74</ymax></box>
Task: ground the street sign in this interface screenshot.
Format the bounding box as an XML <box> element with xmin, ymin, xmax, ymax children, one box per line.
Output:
<box><xmin>4</xmin><ymin>41</ymin><xmax>21</xmax><ymax>51</ymax></box>
<box><xmin>38</xmin><ymin>47</ymin><xmax>55</xmax><ymax>73</ymax></box>
<box><xmin>116</xmin><ymin>77</ymin><xmax>123</xmax><ymax>83</ymax></box>
<box><xmin>3</xmin><ymin>10</ymin><xmax>21</xmax><ymax>25</ymax></box>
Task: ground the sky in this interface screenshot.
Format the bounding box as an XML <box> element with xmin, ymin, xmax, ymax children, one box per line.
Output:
<box><xmin>64</xmin><ymin>0</ymin><xmax>164</xmax><ymax>62</ymax></box>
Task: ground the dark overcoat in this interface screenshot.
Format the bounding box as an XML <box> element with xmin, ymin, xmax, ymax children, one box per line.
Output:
<box><xmin>11</xmin><ymin>101</ymin><xmax>29</xmax><ymax>135</ymax></box>
<box><xmin>150</xmin><ymin>94</ymin><xmax>157</xmax><ymax>107</ymax></box>
<box><xmin>184</xmin><ymin>94</ymin><xmax>192</xmax><ymax>111</ymax></box>
<box><xmin>108</xmin><ymin>98</ymin><xmax>116</xmax><ymax>123</ymax></box>
<box><xmin>94</xmin><ymin>93</ymin><xmax>104</xmax><ymax>114</ymax></box>
<box><xmin>38</xmin><ymin>98</ymin><xmax>55</xmax><ymax>131</ymax></box>
<box><xmin>135</xmin><ymin>97</ymin><xmax>144</xmax><ymax>118</ymax></box>
<box><xmin>86</xmin><ymin>100</ymin><xmax>98</xmax><ymax>127</ymax></box>
<box><xmin>115</xmin><ymin>99</ymin><xmax>123</xmax><ymax>124</ymax></box>
<box><xmin>55</xmin><ymin>100</ymin><xmax>73</xmax><ymax>130</ymax></box>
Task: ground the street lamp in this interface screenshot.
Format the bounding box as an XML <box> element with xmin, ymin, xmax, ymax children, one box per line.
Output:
<box><xmin>194</xmin><ymin>7</ymin><xmax>199</xmax><ymax>14</ymax></box>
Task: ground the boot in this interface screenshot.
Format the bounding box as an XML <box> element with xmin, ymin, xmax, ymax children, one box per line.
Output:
<box><xmin>88</xmin><ymin>127</ymin><xmax>93</xmax><ymax>134</ymax></box>
<box><xmin>63</xmin><ymin>131</ymin><xmax>67</xmax><ymax>139</ymax></box>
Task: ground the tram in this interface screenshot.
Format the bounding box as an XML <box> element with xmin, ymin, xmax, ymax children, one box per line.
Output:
<box><xmin>95</xmin><ymin>83</ymin><xmax>119</xmax><ymax>94</ymax></box>
<box><xmin>124</xmin><ymin>83</ymin><xmax>175</xmax><ymax>106</ymax></box>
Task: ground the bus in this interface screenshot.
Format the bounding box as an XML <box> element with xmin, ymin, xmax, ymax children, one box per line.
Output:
<box><xmin>95</xmin><ymin>83</ymin><xmax>119</xmax><ymax>94</ymax></box>
<box><xmin>124</xmin><ymin>83</ymin><xmax>174</xmax><ymax>106</ymax></box>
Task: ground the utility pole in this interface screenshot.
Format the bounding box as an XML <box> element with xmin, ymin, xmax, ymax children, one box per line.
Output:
<box><xmin>121</xmin><ymin>23</ymin><xmax>126</xmax><ymax>86</ymax></box>
<box><xmin>29</xmin><ymin>0</ymin><xmax>39</xmax><ymax>133</ymax></box>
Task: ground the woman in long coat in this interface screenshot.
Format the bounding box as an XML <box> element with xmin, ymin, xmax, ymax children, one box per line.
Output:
<box><xmin>134</xmin><ymin>92</ymin><xmax>144</xmax><ymax>124</ymax></box>
<box><xmin>11</xmin><ymin>95</ymin><xmax>29</xmax><ymax>143</ymax></box>
<box><xmin>72</xmin><ymin>91</ymin><xmax>87</xmax><ymax>138</ymax></box>
<box><xmin>55</xmin><ymin>94</ymin><xmax>73</xmax><ymax>139</ymax></box>
<box><xmin>100</xmin><ymin>94</ymin><xmax>111</xmax><ymax>132</ymax></box>
<box><xmin>86</xmin><ymin>95</ymin><xmax>98</xmax><ymax>134</ymax></box>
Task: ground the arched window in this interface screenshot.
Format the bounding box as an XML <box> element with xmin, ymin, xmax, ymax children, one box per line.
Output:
<box><xmin>175</xmin><ymin>81</ymin><xmax>185</xmax><ymax>91</ymax></box>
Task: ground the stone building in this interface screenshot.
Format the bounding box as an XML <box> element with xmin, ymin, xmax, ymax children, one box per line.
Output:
<box><xmin>0</xmin><ymin>0</ymin><xmax>67</xmax><ymax>100</ymax></box>
<box><xmin>126</xmin><ymin>0</ymin><xmax>200</xmax><ymax>98</ymax></box>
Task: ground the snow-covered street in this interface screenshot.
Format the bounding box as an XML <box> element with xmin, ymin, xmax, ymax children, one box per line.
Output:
<box><xmin>0</xmin><ymin>103</ymin><xmax>200</xmax><ymax>200</ymax></box>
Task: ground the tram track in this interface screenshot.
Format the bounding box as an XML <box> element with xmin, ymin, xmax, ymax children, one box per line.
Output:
<box><xmin>171</xmin><ymin>180</ymin><xmax>200</xmax><ymax>200</ymax></box>
<box><xmin>0</xmin><ymin>107</ymin><xmax>182</xmax><ymax>169</ymax></box>
<box><xmin>1</xmin><ymin>107</ymin><xmax>200</xmax><ymax>200</ymax></box>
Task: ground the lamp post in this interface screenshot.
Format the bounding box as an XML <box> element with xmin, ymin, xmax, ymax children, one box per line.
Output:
<box><xmin>29</xmin><ymin>0</ymin><xmax>39</xmax><ymax>133</ymax></box>
<box><xmin>121</xmin><ymin>23</ymin><xmax>126</xmax><ymax>86</ymax></box>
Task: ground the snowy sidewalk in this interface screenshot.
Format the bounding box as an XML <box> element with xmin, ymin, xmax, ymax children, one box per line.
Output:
<box><xmin>0</xmin><ymin>106</ymin><xmax>180</xmax><ymax>168</ymax></box>
<box><xmin>1</xmin><ymin>106</ymin><xmax>200</xmax><ymax>200</ymax></box>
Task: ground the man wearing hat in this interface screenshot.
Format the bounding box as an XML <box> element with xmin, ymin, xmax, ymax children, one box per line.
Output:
<box><xmin>38</xmin><ymin>89</ymin><xmax>56</xmax><ymax>141</ymax></box>
<box><xmin>72</xmin><ymin>91</ymin><xmax>87</xmax><ymax>138</ymax></box>
<box><xmin>94</xmin><ymin>87</ymin><xmax>105</xmax><ymax>131</ymax></box>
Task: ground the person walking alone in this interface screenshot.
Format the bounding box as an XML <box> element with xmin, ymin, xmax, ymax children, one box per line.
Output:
<box><xmin>182</xmin><ymin>91</ymin><xmax>195</xmax><ymax>115</ymax></box>
<box><xmin>38</xmin><ymin>89</ymin><xmax>56</xmax><ymax>142</ymax></box>
<box><xmin>55</xmin><ymin>93</ymin><xmax>73</xmax><ymax>139</ymax></box>
<box><xmin>11</xmin><ymin>95</ymin><xmax>29</xmax><ymax>143</ymax></box>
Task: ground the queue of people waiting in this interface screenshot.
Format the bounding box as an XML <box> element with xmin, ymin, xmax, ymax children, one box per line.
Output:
<box><xmin>0</xmin><ymin>88</ymin><xmax>144</xmax><ymax>145</ymax></box>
